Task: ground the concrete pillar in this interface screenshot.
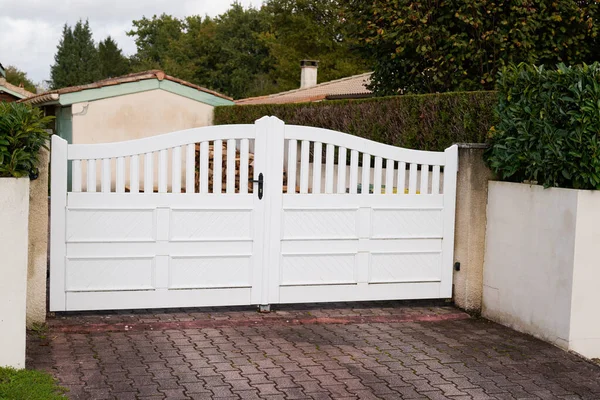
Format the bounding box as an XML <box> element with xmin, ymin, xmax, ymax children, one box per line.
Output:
<box><xmin>452</xmin><ymin>144</ymin><xmax>494</xmax><ymax>313</ymax></box>
<box><xmin>27</xmin><ymin>148</ymin><xmax>49</xmax><ymax>327</ymax></box>
<box><xmin>0</xmin><ymin>178</ymin><xmax>30</xmax><ymax>368</ymax></box>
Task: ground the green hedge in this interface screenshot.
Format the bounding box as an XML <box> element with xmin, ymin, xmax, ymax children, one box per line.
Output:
<box><xmin>214</xmin><ymin>91</ymin><xmax>498</xmax><ymax>151</ymax></box>
<box><xmin>485</xmin><ymin>63</ymin><xmax>600</xmax><ymax>189</ymax></box>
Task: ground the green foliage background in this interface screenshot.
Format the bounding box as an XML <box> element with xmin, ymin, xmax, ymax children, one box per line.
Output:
<box><xmin>0</xmin><ymin>103</ymin><xmax>53</xmax><ymax>178</ymax></box>
<box><xmin>3</xmin><ymin>66</ymin><xmax>36</xmax><ymax>93</ymax></box>
<box><xmin>343</xmin><ymin>0</ymin><xmax>600</xmax><ymax>95</ymax></box>
<box><xmin>214</xmin><ymin>91</ymin><xmax>497</xmax><ymax>151</ymax></box>
<box><xmin>486</xmin><ymin>63</ymin><xmax>600</xmax><ymax>189</ymax></box>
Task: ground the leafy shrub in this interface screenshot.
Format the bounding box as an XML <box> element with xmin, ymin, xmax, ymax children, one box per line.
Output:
<box><xmin>215</xmin><ymin>91</ymin><xmax>497</xmax><ymax>151</ymax></box>
<box><xmin>486</xmin><ymin>63</ymin><xmax>600</xmax><ymax>189</ymax></box>
<box><xmin>0</xmin><ymin>102</ymin><xmax>53</xmax><ymax>178</ymax></box>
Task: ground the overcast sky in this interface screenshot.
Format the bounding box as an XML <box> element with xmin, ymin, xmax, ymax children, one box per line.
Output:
<box><xmin>0</xmin><ymin>0</ymin><xmax>263</xmax><ymax>84</ymax></box>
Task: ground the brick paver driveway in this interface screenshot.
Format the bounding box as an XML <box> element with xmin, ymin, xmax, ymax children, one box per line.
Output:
<box><xmin>27</xmin><ymin>301</ymin><xmax>600</xmax><ymax>400</ymax></box>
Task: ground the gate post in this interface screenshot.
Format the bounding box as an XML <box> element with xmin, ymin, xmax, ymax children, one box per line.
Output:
<box><xmin>50</xmin><ymin>135</ymin><xmax>68</xmax><ymax>311</ymax></box>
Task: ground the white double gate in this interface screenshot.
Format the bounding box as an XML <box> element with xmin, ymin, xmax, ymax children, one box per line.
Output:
<box><xmin>50</xmin><ymin>116</ymin><xmax>458</xmax><ymax>311</ymax></box>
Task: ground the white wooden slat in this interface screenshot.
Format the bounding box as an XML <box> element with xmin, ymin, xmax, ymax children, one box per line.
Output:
<box><xmin>441</xmin><ymin>145</ymin><xmax>459</xmax><ymax>297</ymax></box>
<box><xmin>226</xmin><ymin>139</ymin><xmax>236</xmax><ymax>193</ymax></box>
<box><xmin>186</xmin><ymin>144</ymin><xmax>194</xmax><ymax>193</ymax></box>
<box><xmin>101</xmin><ymin>158</ymin><xmax>111</xmax><ymax>193</ymax></box>
<box><xmin>144</xmin><ymin>152</ymin><xmax>153</xmax><ymax>193</ymax></box>
<box><xmin>86</xmin><ymin>159</ymin><xmax>96</xmax><ymax>193</ymax></box>
<box><xmin>116</xmin><ymin>157</ymin><xmax>125</xmax><ymax>193</ymax></box>
<box><xmin>200</xmin><ymin>141</ymin><xmax>209</xmax><ymax>194</ymax></box>
<box><xmin>312</xmin><ymin>142</ymin><xmax>322</xmax><ymax>194</ymax></box>
<box><xmin>213</xmin><ymin>140</ymin><xmax>223</xmax><ymax>194</ymax></box>
<box><xmin>50</xmin><ymin>135</ymin><xmax>68</xmax><ymax>311</ymax></box>
<box><xmin>299</xmin><ymin>140</ymin><xmax>310</xmax><ymax>194</ymax></box>
<box><xmin>420</xmin><ymin>164</ymin><xmax>430</xmax><ymax>195</ymax></box>
<box><xmin>325</xmin><ymin>143</ymin><xmax>335</xmax><ymax>194</ymax></box>
<box><xmin>72</xmin><ymin>160</ymin><xmax>82</xmax><ymax>192</ymax></box>
<box><xmin>240</xmin><ymin>139</ymin><xmax>249</xmax><ymax>194</ymax></box>
<box><xmin>385</xmin><ymin>159</ymin><xmax>394</xmax><ymax>195</ymax></box>
<box><xmin>397</xmin><ymin>161</ymin><xmax>406</xmax><ymax>194</ymax></box>
<box><xmin>158</xmin><ymin>149</ymin><xmax>168</xmax><ymax>193</ymax></box>
<box><xmin>409</xmin><ymin>163</ymin><xmax>418</xmax><ymax>194</ymax></box>
<box><xmin>130</xmin><ymin>155</ymin><xmax>139</xmax><ymax>193</ymax></box>
<box><xmin>337</xmin><ymin>147</ymin><xmax>347</xmax><ymax>194</ymax></box>
<box><xmin>432</xmin><ymin>165</ymin><xmax>441</xmax><ymax>194</ymax></box>
<box><xmin>361</xmin><ymin>153</ymin><xmax>370</xmax><ymax>194</ymax></box>
<box><xmin>284</xmin><ymin>125</ymin><xmax>446</xmax><ymax>166</ymax></box>
<box><xmin>287</xmin><ymin>140</ymin><xmax>297</xmax><ymax>193</ymax></box>
<box><xmin>373</xmin><ymin>156</ymin><xmax>382</xmax><ymax>195</ymax></box>
<box><xmin>67</xmin><ymin>125</ymin><xmax>256</xmax><ymax>160</ymax></box>
<box><xmin>349</xmin><ymin>150</ymin><xmax>359</xmax><ymax>194</ymax></box>
<box><xmin>172</xmin><ymin>146</ymin><xmax>182</xmax><ymax>194</ymax></box>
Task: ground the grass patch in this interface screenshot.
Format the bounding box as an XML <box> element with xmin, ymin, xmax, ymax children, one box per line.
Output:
<box><xmin>0</xmin><ymin>367</ymin><xmax>67</xmax><ymax>400</ymax></box>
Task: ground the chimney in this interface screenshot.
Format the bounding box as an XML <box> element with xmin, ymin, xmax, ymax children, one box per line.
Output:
<box><xmin>300</xmin><ymin>60</ymin><xmax>318</xmax><ymax>89</ymax></box>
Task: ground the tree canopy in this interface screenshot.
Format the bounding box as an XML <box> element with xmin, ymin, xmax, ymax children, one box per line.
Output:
<box><xmin>99</xmin><ymin>36</ymin><xmax>130</xmax><ymax>79</ymax></box>
<box><xmin>3</xmin><ymin>66</ymin><xmax>36</xmax><ymax>93</ymax></box>
<box><xmin>342</xmin><ymin>0</ymin><xmax>600</xmax><ymax>95</ymax></box>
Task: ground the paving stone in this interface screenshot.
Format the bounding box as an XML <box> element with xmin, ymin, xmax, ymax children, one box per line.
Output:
<box><xmin>26</xmin><ymin>301</ymin><xmax>600</xmax><ymax>400</ymax></box>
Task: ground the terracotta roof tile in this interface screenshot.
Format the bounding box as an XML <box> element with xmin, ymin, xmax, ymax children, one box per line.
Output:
<box><xmin>0</xmin><ymin>78</ymin><xmax>34</xmax><ymax>99</ymax></box>
<box><xmin>24</xmin><ymin>70</ymin><xmax>232</xmax><ymax>103</ymax></box>
<box><xmin>235</xmin><ymin>72</ymin><xmax>372</xmax><ymax>105</ymax></box>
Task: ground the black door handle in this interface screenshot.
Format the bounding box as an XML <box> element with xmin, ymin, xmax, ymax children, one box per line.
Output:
<box><xmin>253</xmin><ymin>173</ymin><xmax>264</xmax><ymax>200</ymax></box>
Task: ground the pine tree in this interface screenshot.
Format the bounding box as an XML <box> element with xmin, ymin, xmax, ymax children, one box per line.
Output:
<box><xmin>50</xmin><ymin>20</ymin><xmax>101</xmax><ymax>89</ymax></box>
<box><xmin>99</xmin><ymin>36</ymin><xmax>130</xmax><ymax>79</ymax></box>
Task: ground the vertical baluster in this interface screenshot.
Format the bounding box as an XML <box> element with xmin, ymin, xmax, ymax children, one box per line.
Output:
<box><xmin>287</xmin><ymin>140</ymin><xmax>297</xmax><ymax>193</ymax></box>
<box><xmin>299</xmin><ymin>140</ymin><xmax>310</xmax><ymax>193</ymax></box>
<box><xmin>240</xmin><ymin>139</ymin><xmax>249</xmax><ymax>194</ymax></box>
<box><xmin>337</xmin><ymin>147</ymin><xmax>347</xmax><ymax>193</ymax></box>
<box><xmin>186</xmin><ymin>144</ymin><xmax>194</xmax><ymax>193</ymax></box>
<box><xmin>200</xmin><ymin>141</ymin><xmax>209</xmax><ymax>194</ymax></box>
<box><xmin>349</xmin><ymin>150</ymin><xmax>359</xmax><ymax>194</ymax></box>
<box><xmin>361</xmin><ymin>154</ymin><xmax>371</xmax><ymax>194</ymax></box>
<box><xmin>172</xmin><ymin>146</ymin><xmax>182</xmax><ymax>194</ymax></box>
<box><xmin>385</xmin><ymin>159</ymin><xmax>394</xmax><ymax>194</ymax></box>
<box><xmin>72</xmin><ymin>160</ymin><xmax>82</xmax><ymax>192</ymax></box>
<box><xmin>87</xmin><ymin>159</ymin><xmax>96</xmax><ymax>193</ymax></box>
<box><xmin>226</xmin><ymin>139</ymin><xmax>236</xmax><ymax>194</ymax></box>
<box><xmin>420</xmin><ymin>164</ymin><xmax>430</xmax><ymax>195</ymax></box>
<box><xmin>144</xmin><ymin>152</ymin><xmax>153</xmax><ymax>193</ymax></box>
<box><xmin>158</xmin><ymin>149</ymin><xmax>167</xmax><ymax>193</ymax></box>
<box><xmin>397</xmin><ymin>161</ymin><xmax>406</xmax><ymax>194</ymax></box>
<box><xmin>408</xmin><ymin>163</ymin><xmax>418</xmax><ymax>194</ymax></box>
<box><xmin>432</xmin><ymin>165</ymin><xmax>441</xmax><ymax>194</ymax></box>
<box><xmin>116</xmin><ymin>157</ymin><xmax>125</xmax><ymax>193</ymax></box>
<box><xmin>130</xmin><ymin>155</ymin><xmax>139</xmax><ymax>193</ymax></box>
<box><xmin>373</xmin><ymin>156</ymin><xmax>382</xmax><ymax>194</ymax></box>
<box><xmin>213</xmin><ymin>140</ymin><xmax>223</xmax><ymax>194</ymax></box>
<box><xmin>312</xmin><ymin>142</ymin><xmax>322</xmax><ymax>194</ymax></box>
<box><xmin>325</xmin><ymin>144</ymin><xmax>335</xmax><ymax>194</ymax></box>
<box><xmin>102</xmin><ymin>158</ymin><xmax>111</xmax><ymax>193</ymax></box>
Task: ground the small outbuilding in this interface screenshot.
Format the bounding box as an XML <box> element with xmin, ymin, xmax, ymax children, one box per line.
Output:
<box><xmin>22</xmin><ymin>70</ymin><xmax>234</xmax><ymax>144</ymax></box>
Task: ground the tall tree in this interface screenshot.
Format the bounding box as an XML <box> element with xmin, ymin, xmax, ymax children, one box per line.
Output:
<box><xmin>127</xmin><ymin>14</ymin><xmax>183</xmax><ymax>70</ymax></box>
<box><xmin>3</xmin><ymin>66</ymin><xmax>36</xmax><ymax>93</ymax></box>
<box><xmin>50</xmin><ymin>20</ymin><xmax>101</xmax><ymax>89</ymax></box>
<box><xmin>98</xmin><ymin>36</ymin><xmax>130</xmax><ymax>78</ymax></box>
<box><xmin>343</xmin><ymin>0</ymin><xmax>600</xmax><ymax>95</ymax></box>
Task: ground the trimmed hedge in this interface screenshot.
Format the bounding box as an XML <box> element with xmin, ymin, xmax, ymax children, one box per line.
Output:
<box><xmin>486</xmin><ymin>63</ymin><xmax>600</xmax><ymax>190</ymax></box>
<box><xmin>214</xmin><ymin>91</ymin><xmax>497</xmax><ymax>151</ymax></box>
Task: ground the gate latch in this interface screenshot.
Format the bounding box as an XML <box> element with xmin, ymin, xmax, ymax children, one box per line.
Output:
<box><xmin>253</xmin><ymin>173</ymin><xmax>264</xmax><ymax>200</ymax></box>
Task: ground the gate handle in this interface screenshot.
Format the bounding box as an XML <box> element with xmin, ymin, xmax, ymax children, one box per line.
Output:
<box><xmin>253</xmin><ymin>173</ymin><xmax>264</xmax><ymax>200</ymax></box>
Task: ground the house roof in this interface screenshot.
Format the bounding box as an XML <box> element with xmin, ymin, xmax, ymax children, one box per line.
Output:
<box><xmin>22</xmin><ymin>70</ymin><xmax>233</xmax><ymax>107</ymax></box>
<box><xmin>0</xmin><ymin>77</ymin><xmax>34</xmax><ymax>99</ymax></box>
<box><xmin>235</xmin><ymin>72</ymin><xmax>373</xmax><ymax>105</ymax></box>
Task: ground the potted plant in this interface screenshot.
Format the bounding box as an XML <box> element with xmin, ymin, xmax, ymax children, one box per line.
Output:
<box><xmin>0</xmin><ymin>102</ymin><xmax>52</xmax><ymax>368</ymax></box>
<box><xmin>483</xmin><ymin>63</ymin><xmax>600</xmax><ymax>359</ymax></box>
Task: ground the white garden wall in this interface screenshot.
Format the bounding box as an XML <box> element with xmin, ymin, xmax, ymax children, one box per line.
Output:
<box><xmin>483</xmin><ymin>181</ymin><xmax>600</xmax><ymax>358</ymax></box>
<box><xmin>0</xmin><ymin>178</ymin><xmax>30</xmax><ymax>368</ymax></box>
